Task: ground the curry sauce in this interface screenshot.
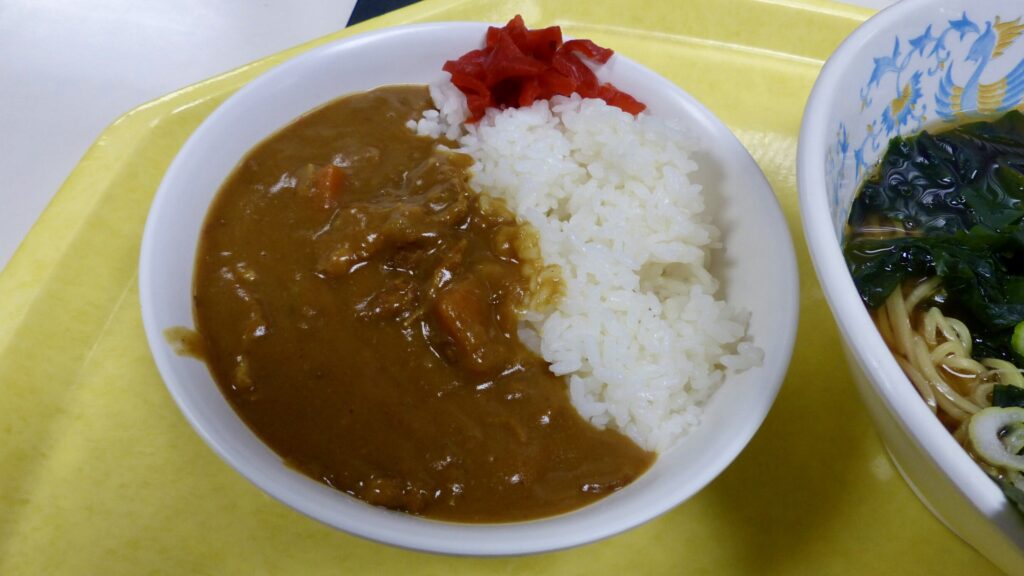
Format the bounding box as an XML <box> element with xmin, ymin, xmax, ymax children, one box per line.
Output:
<box><xmin>193</xmin><ymin>86</ymin><xmax>653</xmax><ymax>522</ymax></box>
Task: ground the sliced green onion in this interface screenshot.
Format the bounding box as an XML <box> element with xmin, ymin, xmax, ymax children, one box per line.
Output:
<box><xmin>969</xmin><ymin>407</ymin><xmax>1024</xmax><ymax>472</ymax></box>
<box><xmin>1007</xmin><ymin>422</ymin><xmax>1024</xmax><ymax>457</ymax></box>
<box><xmin>1001</xmin><ymin>471</ymin><xmax>1024</xmax><ymax>514</ymax></box>
<box><xmin>1008</xmin><ymin>470</ymin><xmax>1024</xmax><ymax>491</ymax></box>
<box><xmin>1013</xmin><ymin>321</ymin><xmax>1024</xmax><ymax>359</ymax></box>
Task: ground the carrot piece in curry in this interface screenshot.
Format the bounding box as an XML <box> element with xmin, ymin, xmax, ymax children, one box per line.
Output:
<box><xmin>313</xmin><ymin>164</ymin><xmax>345</xmax><ymax>209</ymax></box>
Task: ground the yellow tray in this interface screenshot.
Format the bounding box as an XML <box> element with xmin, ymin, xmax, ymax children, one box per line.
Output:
<box><xmin>0</xmin><ymin>0</ymin><xmax>1004</xmax><ymax>573</ymax></box>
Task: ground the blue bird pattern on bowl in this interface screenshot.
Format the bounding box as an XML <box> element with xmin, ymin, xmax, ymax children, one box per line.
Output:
<box><xmin>826</xmin><ymin>11</ymin><xmax>1024</xmax><ymax>239</ymax></box>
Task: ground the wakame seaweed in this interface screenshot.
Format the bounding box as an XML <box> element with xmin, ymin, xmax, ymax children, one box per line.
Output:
<box><xmin>845</xmin><ymin>110</ymin><xmax>1024</xmax><ymax>361</ymax></box>
<box><xmin>993</xmin><ymin>384</ymin><xmax>1024</xmax><ymax>409</ymax></box>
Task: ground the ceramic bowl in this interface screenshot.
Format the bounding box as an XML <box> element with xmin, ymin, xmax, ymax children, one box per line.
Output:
<box><xmin>799</xmin><ymin>0</ymin><xmax>1024</xmax><ymax>572</ymax></box>
<box><xmin>140</xmin><ymin>22</ymin><xmax>798</xmax><ymax>555</ymax></box>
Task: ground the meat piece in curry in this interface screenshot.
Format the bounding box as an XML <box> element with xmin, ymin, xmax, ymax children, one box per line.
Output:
<box><xmin>193</xmin><ymin>85</ymin><xmax>653</xmax><ymax>522</ymax></box>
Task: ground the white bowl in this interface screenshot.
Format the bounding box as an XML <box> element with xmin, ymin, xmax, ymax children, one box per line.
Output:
<box><xmin>799</xmin><ymin>0</ymin><xmax>1024</xmax><ymax>572</ymax></box>
<box><xmin>140</xmin><ymin>22</ymin><xmax>798</xmax><ymax>555</ymax></box>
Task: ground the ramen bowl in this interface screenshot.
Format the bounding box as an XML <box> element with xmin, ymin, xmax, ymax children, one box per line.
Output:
<box><xmin>140</xmin><ymin>22</ymin><xmax>798</xmax><ymax>555</ymax></box>
<box><xmin>799</xmin><ymin>0</ymin><xmax>1024</xmax><ymax>572</ymax></box>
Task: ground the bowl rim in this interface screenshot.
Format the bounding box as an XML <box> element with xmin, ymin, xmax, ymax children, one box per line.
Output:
<box><xmin>139</xmin><ymin>20</ymin><xmax>798</xmax><ymax>555</ymax></box>
<box><xmin>797</xmin><ymin>0</ymin><xmax>1024</xmax><ymax>550</ymax></box>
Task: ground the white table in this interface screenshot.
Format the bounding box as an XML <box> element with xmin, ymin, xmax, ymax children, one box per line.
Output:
<box><xmin>0</xmin><ymin>0</ymin><xmax>891</xmax><ymax>273</ymax></box>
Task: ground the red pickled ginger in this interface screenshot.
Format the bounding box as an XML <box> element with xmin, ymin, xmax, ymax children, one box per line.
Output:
<box><xmin>442</xmin><ymin>15</ymin><xmax>646</xmax><ymax>121</ymax></box>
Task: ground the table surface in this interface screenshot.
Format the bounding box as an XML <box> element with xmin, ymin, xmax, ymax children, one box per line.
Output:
<box><xmin>0</xmin><ymin>0</ymin><xmax>888</xmax><ymax>273</ymax></box>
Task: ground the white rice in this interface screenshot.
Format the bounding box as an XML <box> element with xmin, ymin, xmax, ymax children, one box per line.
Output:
<box><xmin>409</xmin><ymin>85</ymin><xmax>762</xmax><ymax>452</ymax></box>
